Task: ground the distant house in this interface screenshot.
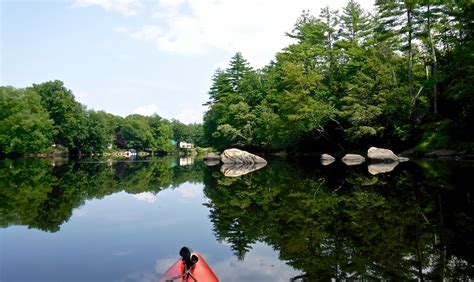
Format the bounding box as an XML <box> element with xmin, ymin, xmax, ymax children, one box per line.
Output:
<box><xmin>179</xmin><ymin>141</ymin><xmax>193</xmax><ymax>149</ymax></box>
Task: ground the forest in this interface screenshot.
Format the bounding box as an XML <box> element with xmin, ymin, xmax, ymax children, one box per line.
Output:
<box><xmin>1</xmin><ymin>0</ymin><xmax>473</xmax><ymax>156</ymax></box>
<box><xmin>0</xmin><ymin>80</ymin><xmax>205</xmax><ymax>156</ymax></box>
<box><xmin>203</xmin><ymin>0</ymin><xmax>474</xmax><ymax>153</ymax></box>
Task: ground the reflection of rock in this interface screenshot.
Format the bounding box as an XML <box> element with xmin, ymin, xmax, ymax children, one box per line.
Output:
<box><xmin>368</xmin><ymin>162</ymin><xmax>399</xmax><ymax>175</ymax></box>
<box><xmin>368</xmin><ymin>147</ymin><xmax>408</xmax><ymax>162</ymax></box>
<box><xmin>220</xmin><ymin>163</ymin><xmax>267</xmax><ymax>177</ymax></box>
<box><xmin>204</xmin><ymin>159</ymin><xmax>220</xmax><ymax>166</ymax></box>
<box><xmin>221</xmin><ymin>148</ymin><xmax>267</xmax><ymax>164</ymax></box>
<box><xmin>320</xmin><ymin>154</ymin><xmax>335</xmax><ymax>166</ymax></box>
<box><xmin>342</xmin><ymin>154</ymin><xmax>365</xmax><ymax>166</ymax></box>
<box><xmin>398</xmin><ymin>157</ymin><xmax>410</xmax><ymax>162</ymax></box>
<box><xmin>204</xmin><ymin>152</ymin><xmax>221</xmax><ymax>161</ymax></box>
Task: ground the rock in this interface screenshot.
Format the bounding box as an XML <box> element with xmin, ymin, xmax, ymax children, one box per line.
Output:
<box><xmin>341</xmin><ymin>154</ymin><xmax>366</xmax><ymax>166</ymax></box>
<box><xmin>367</xmin><ymin>147</ymin><xmax>399</xmax><ymax>162</ymax></box>
<box><xmin>220</xmin><ymin>162</ymin><xmax>267</xmax><ymax>177</ymax></box>
<box><xmin>368</xmin><ymin>162</ymin><xmax>399</xmax><ymax>175</ymax></box>
<box><xmin>320</xmin><ymin>154</ymin><xmax>335</xmax><ymax>166</ymax></box>
<box><xmin>220</xmin><ymin>148</ymin><xmax>267</xmax><ymax>164</ymax></box>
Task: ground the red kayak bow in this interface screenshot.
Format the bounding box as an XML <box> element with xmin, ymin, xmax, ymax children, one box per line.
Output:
<box><xmin>158</xmin><ymin>247</ymin><xmax>219</xmax><ymax>282</ymax></box>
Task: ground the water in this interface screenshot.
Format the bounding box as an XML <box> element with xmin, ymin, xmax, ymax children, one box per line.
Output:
<box><xmin>0</xmin><ymin>156</ymin><xmax>473</xmax><ymax>281</ymax></box>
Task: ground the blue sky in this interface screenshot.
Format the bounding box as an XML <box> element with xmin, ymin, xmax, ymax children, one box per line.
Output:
<box><xmin>1</xmin><ymin>0</ymin><xmax>374</xmax><ymax>124</ymax></box>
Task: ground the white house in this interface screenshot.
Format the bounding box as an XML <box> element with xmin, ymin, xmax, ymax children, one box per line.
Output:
<box><xmin>179</xmin><ymin>141</ymin><xmax>193</xmax><ymax>149</ymax></box>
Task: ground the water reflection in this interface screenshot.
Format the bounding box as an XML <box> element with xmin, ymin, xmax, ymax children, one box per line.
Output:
<box><xmin>0</xmin><ymin>157</ymin><xmax>473</xmax><ymax>280</ymax></box>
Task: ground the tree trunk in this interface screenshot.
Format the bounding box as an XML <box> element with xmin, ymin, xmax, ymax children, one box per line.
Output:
<box><xmin>407</xmin><ymin>8</ymin><xmax>414</xmax><ymax>98</ymax></box>
<box><xmin>427</xmin><ymin>2</ymin><xmax>438</xmax><ymax>114</ymax></box>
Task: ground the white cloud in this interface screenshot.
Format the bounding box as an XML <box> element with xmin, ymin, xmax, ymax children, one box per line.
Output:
<box><xmin>113</xmin><ymin>26</ymin><xmax>131</xmax><ymax>33</ymax></box>
<box><xmin>176</xmin><ymin>108</ymin><xmax>203</xmax><ymax>124</ymax></box>
<box><xmin>131</xmin><ymin>25</ymin><xmax>162</xmax><ymax>40</ymax></box>
<box><xmin>131</xmin><ymin>104</ymin><xmax>160</xmax><ymax>116</ymax></box>
<box><xmin>115</xmin><ymin>0</ymin><xmax>375</xmax><ymax>68</ymax></box>
<box><xmin>73</xmin><ymin>0</ymin><xmax>143</xmax><ymax>17</ymax></box>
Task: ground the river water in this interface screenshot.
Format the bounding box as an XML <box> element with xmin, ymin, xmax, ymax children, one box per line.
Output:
<box><xmin>0</xmin><ymin>156</ymin><xmax>473</xmax><ymax>281</ymax></box>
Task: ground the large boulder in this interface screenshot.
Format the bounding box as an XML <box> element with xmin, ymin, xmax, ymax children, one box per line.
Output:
<box><xmin>220</xmin><ymin>162</ymin><xmax>267</xmax><ymax>177</ymax></box>
<box><xmin>367</xmin><ymin>147</ymin><xmax>403</xmax><ymax>162</ymax></box>
<box><xmin>320</xmin><ymin>154</ymin><xmax>336</xmax><ymax>166</ymax></box>
<box><xmin>220</xmin><ymin>148</ymin><xmax>267</xmax><ymax>164</ymax></box>
<box><xmin>342</xmin><ymin>154</ymin><xmax>365</xmax><ymax>166</ymax></box>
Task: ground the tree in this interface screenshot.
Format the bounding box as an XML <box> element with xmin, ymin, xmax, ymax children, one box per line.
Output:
<box><xmin>120</xmin><ymin>114</ymin><xmax>155</xmax><ymax>151</ymax></box>
<box><xmin>149</xmin><ymin>115</ymin><xmax>173</xmax><ymax>153</ymax></box>
<box><xmin>82</xmin><ymin>110</ymin><xmax>115</xmax><ymax>153</ymax></box>
<box><xmin>31</xmin><ymin>80</ymin><xmax>87</xmax><ymax>152</ymax></box>
<box><xmin>0</xmin><ymin>86</ymin><xmax>54</xmax><ymax>154</ymax></box>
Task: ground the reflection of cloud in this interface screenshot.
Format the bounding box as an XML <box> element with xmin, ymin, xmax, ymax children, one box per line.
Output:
<box><xmin>133</xmin><ymin>192</ymin><xmax>157</xmax><ymax>203</ymax></box>
<box><xmin>113</xmin><ymin>250</ymin><xmax>133</xmax><ymax>257</ymax></box>
<box><xmin>212</xmin><ymin>244</ymin><xmax>301</xmax><ymax>282</ymax></box>
<box><xmin>73</xmin><ymin>208</ymin><xmax>88</xmax><ymax>217</ymax></box>
<box><xmin>118</xmin><ymin>271</ymin><xmax>156</xmax><ymax>282</ymax></box>
<box><xmin>177</xmin><ymin>184</ymin><xmax>200</xmax><ymax>199</ymax></box>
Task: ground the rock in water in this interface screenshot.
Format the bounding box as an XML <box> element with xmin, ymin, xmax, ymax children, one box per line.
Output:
<box><xmin>220</xmin><ymin>163</ymin><xmax>267</xmax><ymax>177</ymax></box>
<box><xmin>367</xmin><ymin>147</ymin><xmax>399</xmax><ymax>162</ymax></box>
<box><xmin>220</xmin><ymin>148</ymin><xmax>267</xmax><ymax>164</ymax></box>
<box><xmin>320</xmin><ymin>154</ymin><xmax>335</xmax><ymax>166</ymax></box>
<box><xmin>341</xmin><ymin>154</ymin><xmax>366</xmax><ymax>166</ymax></box>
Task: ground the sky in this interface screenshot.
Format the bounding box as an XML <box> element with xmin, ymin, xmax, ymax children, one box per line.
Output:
<box><xmin>1</xmin><ymin>0</ymin><xmax>375</xmax><ymax>124</ymax></box>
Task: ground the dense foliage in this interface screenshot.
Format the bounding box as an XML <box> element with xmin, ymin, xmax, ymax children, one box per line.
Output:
<box><xmin>203</xmin><ymin>0</ymin><xmax>474</xmax><ymax>152</ymax></box>
<box><xmin>0</xmin><ymin>81</ymin><xmax>204</xmax><ymax>155</ymax></box>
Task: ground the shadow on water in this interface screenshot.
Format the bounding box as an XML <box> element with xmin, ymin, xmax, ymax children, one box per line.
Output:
<box><xmin>1</xmin><ymin>156</ymin><xmax>473</xmax><ymax>280</ymax></box>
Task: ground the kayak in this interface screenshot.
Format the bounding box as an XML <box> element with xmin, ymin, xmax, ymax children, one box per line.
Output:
<box><xmin>158</xmin><ymin>252</ymin><xmax>219</xmax><ymax>282</ymax></box>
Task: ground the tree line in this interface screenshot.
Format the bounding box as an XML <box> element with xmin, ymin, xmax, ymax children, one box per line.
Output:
<box><xmin>0</xmin><ymin>80</ymin><xmax>205</xmax><ymax>155</ymax></box>
<box><xmin>203</xmin><ymin>0</ymin><xmax>474</xmax><ymax>152</ymax></box>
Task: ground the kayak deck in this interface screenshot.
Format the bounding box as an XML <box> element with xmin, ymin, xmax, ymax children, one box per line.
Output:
<box><xmin>158</xmin><ymin>252</ymin><xmax>219</xmax><ymax>282</ymax></box>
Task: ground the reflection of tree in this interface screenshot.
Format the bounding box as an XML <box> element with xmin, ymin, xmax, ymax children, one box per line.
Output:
<box><xmin>0</xmin><ymin>157</ymin><xmax>205</xmax><ymax>232</ymax></box>
<box><xmin>203</xmin><ymin>160</ymin><xmax>474</xmax><ymax>280</ymax></box>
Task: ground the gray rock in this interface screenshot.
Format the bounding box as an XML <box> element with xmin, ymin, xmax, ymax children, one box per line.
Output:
<box><xmin>220</xmin><ymin>162</ymin><xmax>267</xmax><ymax>177</ymax></box>
<box><xmin>320</xmin><ymin>154</ymin><xmax>335</xmax><ymax>166</ymax></box>
<box><xmin>342</xmin><ymin>154</ymin><xmax>366</xmax><ymax>166</ymax></box>
<box><xmin>220</xmin><ymin>148</ymin><xmax>267</xmax><ymax>164</ymax></box>
<box><xmin>367</xmin><ymin>147</ymin><xmax>399</xmax><ymax>162</ymax></box>
<box><xmin>368</xmin><ymin>162</ymin><xmax>399</xmax><ymax>175</ymax></box>
<box><xmin>367</xmin><ymin>147</ymin><xmax>410</xmax><ymax>162</ymax></box>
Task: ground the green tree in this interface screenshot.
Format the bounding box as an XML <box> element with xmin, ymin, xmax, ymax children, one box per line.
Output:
<box><xmin>82</xmin><ymin>110</ymin><xmax>115</xmax><ymax>153</ymax></box>
<box><xmin>149</xmin><ymin>115</ymin><xmax>173</xmax><ymax>153</ymax></box>
<box><xmin>31</xmin><ymin>80</ymin><xmax>87</xmax><ymax>153</ymax></box>
<box><xmin>0</xmin><ymin>86</ymin><xmax>54</xmax><ymax>154</ymax></box>
<box><xmin>120</xmin><ymin>114</ymin><xmax>155</xmax><ymax>151</ymax></box>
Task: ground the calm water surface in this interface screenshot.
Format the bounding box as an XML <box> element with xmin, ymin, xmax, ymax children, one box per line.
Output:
<box><xmin>0</xmin><ymin>156</ymin><xmax>473</xmax><ymax>281</ymax></box>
